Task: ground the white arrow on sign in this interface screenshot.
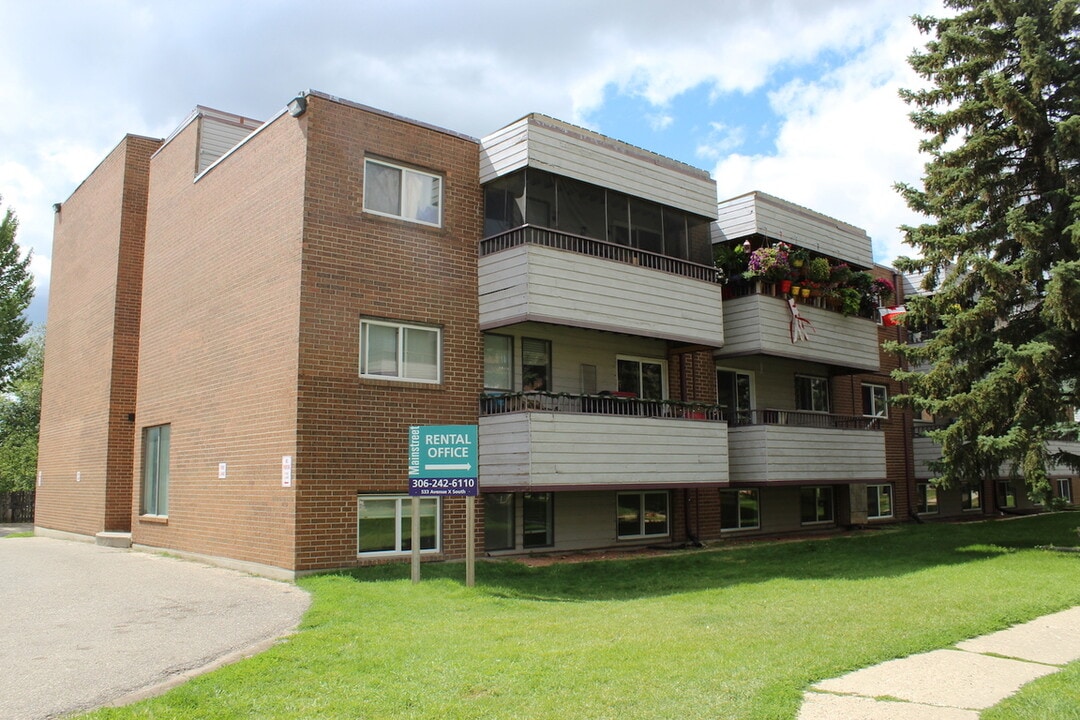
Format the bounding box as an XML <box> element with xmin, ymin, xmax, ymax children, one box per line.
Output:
<box><xmin>426</xmin><ymin>463</ymin><xmax>473</xmax><ymax>471</ymax></box>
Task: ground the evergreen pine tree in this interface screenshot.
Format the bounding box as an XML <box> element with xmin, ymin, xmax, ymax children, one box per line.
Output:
<box><xmin>890</xmin><ymin>0</ymin><xmax>1080</xmax><ymax>500</ymax></box>
<box><xmin>0</xmin><ymin>196</ymin><xmax>33</xmax><ymax>389</ymax></box>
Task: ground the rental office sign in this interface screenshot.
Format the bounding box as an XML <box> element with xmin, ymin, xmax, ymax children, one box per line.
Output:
<box><xmin>408</xmin><ymin>425</ymin><xmax>478</xmax><ymax>496</ymax></box>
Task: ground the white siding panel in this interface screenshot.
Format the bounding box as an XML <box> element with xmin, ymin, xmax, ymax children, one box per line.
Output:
<box><xmin>198</xmin><ymin>115</ymin><xmax>259</xmax><ymax>174</ymax></box>
<box><xmin>481</xmin><ymin>115</ymin><xmax>717</xmax><ymax>218</ymax></box>
<box><xmin>479</xmin><ymin>413</ymin><xmax>728</xmax><ymax>489</ymax></box>
<box><xmin>715</xmin><ymin>191</ymin><xmax>873</xmax><ymax>267</ymax></box>
<box><xmin>718</xmin><ymin>294</ymin><xmax>879</xmax><ymax>371</ymax></box>
<box><xmin>729</xmin><ymin>425</ymin><xmax>886</xmax><ymax>483</ymax></box>
<box><xmin>913</xmin><ymin>435</ymin><xmax>941</xmax><ymax>480</ymax></box>
<box><xmin>479</xmin><ymin>245</ymin><xmax>724</xmax><ymax>346</ymax></box>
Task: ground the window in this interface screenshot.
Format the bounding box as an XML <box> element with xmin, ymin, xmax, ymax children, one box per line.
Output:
<box><xmin>358</xmin><ymin>496</ymin><xmax>439</xmax><ymax>555</ymax></box>
<box><xmin>141</xmin><ymin>424</ymin><xmax>170</xmax><ymax>516</ymax></box>
<box><xmin>522</xmin><ymin>492</ymin><xmax>553</xmax><ymax>548</ymax></box>
<box><xmin>360</xmin><ymin>319</ymin><xmax>440</xmax><ymax>383</ymax></box>
<box><xmin>917</xmin><ymin>483</ymin><xmax>938</xmax><ymax>514</ymax></box>
<box><xmin>862</xmin><ymin>384</ymin><xmax>889</xmax><ymax>418</ymax></box>
<box><xmin>997</xmin><ymin>481</ymin><xmax>1017</xmax><ymax>508</ymax></box>
<box><xmin>795</xmin><ymin>375</ymin><xmax>830</xmax><ymax>413</ymax></box>
<box><xmin>484</xmin><ymin>493</ymin><xmax>515</xmax><ymax>551</ymax></box>
<box><xmin>617</xmin><ymin>357</ymin><xmax>666</xmax><ymax>399</ymax></box>
<box><xmin>800</xmin><ymin>486</ymin><xmax>834</xmax><ymax>524</ymax></box>
<box><xmin>717</xmin><ymin>369</ymin><xmax>753</xmax><ymax>425</ymax></box>
<box><xmin>961</xmin><ymin>483</ymin><xmax>981</xmax><ymax>511</ymax></box>
<box><xmin>1058</xmin><ymin>479</ymin><xmax>1074</xmax><ymax>504</ymax></box>
<box><xmin>867</xmin><ymin>484</ymin><xmax>893</xmax><ymax>519</ymax></box>
<box><xmin>617</xmin><ymin>491</ymin><xmax>670</xmax><ymax>539</ymax></box>
<box><xmin>720</xmin><ymin>489</ymin><xmax>760</xmax><ymax>530</ymax></box>
<box><xmin>363</xmin><ymin>158</ymin><xmax>442</xmax><ymax>226</ymax></box>
<box><xmin>521</xmin><ymin>338</ymin><xmax>551</xmax><ymax>392</ymax></box>
<box><xmin>484</xmin><ymin>334</ymin><xmax>513</xmax><ymax>392</ymax></box>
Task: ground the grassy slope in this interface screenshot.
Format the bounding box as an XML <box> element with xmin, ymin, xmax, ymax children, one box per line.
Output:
<box><xmin>84</xmin><ymin>514</ymin><xmax>1080</xmax><ymax>720</ymax></box>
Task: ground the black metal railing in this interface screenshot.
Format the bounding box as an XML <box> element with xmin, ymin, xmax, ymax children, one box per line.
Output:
<box><xmin>729</xmin><ymin>409</ymin><xmax>882</xmax><ymax>431</ymax></box>
<box><xmin>479</xmin><ymin>225</ymin><xmax>721</xmax><ymax>283</ymax></box>
<box><xmin>479</xmin><ymin>394</ymin><xmax>883</xmax><ymax>431</ymax></box>
<box><xmin>479</xmin><ymin>392</ymin><xmax>726</xmax><ymax>420</ymax></box>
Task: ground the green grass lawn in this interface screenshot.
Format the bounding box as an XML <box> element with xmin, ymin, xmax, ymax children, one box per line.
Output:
<box><xmin>83</xmin><ymin>514</ymin><xmax>1080</xmax><ymax>720</ymax></box>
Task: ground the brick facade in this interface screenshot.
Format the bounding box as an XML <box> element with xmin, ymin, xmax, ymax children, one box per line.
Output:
<box><xmin>36</xmin><ymin>135</ymin><xmax>160</xmax><ymax>536</ymax></box>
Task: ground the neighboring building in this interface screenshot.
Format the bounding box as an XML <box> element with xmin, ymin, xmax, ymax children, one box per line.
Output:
<box><xmin>39</xmin><ymin>90</ymin><xmax>1069</xmax><ymax>578</ymax></box>
<box><xmin>900</xmin><ymin>274</ymin><xmax>1080</xmax><ymax>519</ymax></box>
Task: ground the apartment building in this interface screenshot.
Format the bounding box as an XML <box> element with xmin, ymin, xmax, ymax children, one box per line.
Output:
<box><xmin>39</xmin><ymin>89</ymin><xmax>1069</xmax><ymax>578</ymax></box>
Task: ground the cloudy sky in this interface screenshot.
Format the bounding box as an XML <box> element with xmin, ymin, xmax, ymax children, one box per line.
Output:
<box><xmin>1</xmin><ymin>0</ymin><xmax>946</xmax><ymax>326</ymax></box>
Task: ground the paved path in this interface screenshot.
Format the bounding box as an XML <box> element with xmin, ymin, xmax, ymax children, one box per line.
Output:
<box><xmin>0</xmin><ymin>535</ymin><xmax>310</xmax><ymax>720</ymax></box>
<box><xmin>798</xmin><ymin>606</ymin><xmax>1080</xmax><ymax>719</ymax></box>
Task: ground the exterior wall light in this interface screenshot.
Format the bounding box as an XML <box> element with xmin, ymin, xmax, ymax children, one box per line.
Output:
<box><xmin>287</xmin><ymin>95</ymin><xmax>307</xmax><ymax>117</ymax></box>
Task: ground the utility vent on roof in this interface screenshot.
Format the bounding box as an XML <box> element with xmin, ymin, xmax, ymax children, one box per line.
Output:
<box><xmin>197</xmin><ymin>108</ymin><xmax>262</xmax><ymax>174</ymax></box>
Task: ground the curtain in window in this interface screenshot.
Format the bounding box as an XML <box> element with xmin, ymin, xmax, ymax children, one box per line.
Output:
<box><xmin>403</xmin><ymin>327</ymin><xmax>438</xmax><ymax>381</ymax></box>
<box><xmin>402</xmin><ymin>171</ymin><xmax>440</xmax><ymax>224</ymax></box>
<box><xmin>365</xmin><ymin>324</ymin><xmax>399</xmax><ymax>376</ymax></box>
<box><xmin>365</xmin><ymin>162</ymin><xmax>401</xmax><ymax>215</ymax></box>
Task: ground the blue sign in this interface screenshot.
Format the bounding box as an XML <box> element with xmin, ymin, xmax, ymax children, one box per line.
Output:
<box><xmin>408</xmin><ymin>425</ymin><xmax>478</xmax><ymax>496</ymax></box>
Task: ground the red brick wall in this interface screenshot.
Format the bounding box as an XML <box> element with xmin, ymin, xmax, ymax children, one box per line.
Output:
<box><xmin>36</xmin><ymin>135</ymin><xmax>160</xmax><ymax>536</ymax></box>
<box><xmin>292</xmin><ymin>95</ymin><xmax>483</xmax><ymax>570</ymax></box>
<box><xmin>134</xmin><ymin>112</ymin><xmax>307</xmax><ymax>569</ymax></box>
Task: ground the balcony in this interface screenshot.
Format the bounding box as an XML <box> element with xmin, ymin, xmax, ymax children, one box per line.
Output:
<box><xmin>727</xmin><ymin>409</ymin><xmax>886</xmax><ymax>484</ymax></box>
<box><xmin>478</xmin><ymin>392</ymin><xmax>729</xmax><ymax>490</ymax></box>
<box><xmin>914</xmin><ymin>428</ymin><xmax>1080</xmax><ymax>481</ymax></box>
<box><xmin>718</xmin><ymin>288</ymin><xmax>880</xmax><ymax>371</ymax></box>
<box><xmin>479</xmin><ymin>226</ymin><xmax>724</xmax><ymax>346</ymax></box>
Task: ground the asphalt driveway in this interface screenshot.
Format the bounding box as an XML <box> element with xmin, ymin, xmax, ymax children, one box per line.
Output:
<box><xmin>0</xmin><ymin>534</ymin><xmax>310</xmax><ymax>719</ymax></box>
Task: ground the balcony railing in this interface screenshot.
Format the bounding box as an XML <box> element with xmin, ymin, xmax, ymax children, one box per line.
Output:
<box><xmin>729</xmin><ymin>408</ymin><xmax>883</xmax><ymax>431</ymax></box>
<box><xmin>479</xmin><ymin>391</ymin><xmax>726</xmax><ymax>421</ymax></box>
<box><xmin>480</xmin><ymin>225</ymin><xmax>720</xmax><ymax>283</ymax></box>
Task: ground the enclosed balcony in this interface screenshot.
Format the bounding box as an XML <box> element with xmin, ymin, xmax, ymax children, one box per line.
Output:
<box><xmin>478</xmin><ymin>392</ymin><xmax>729</xmax><ymax>491</ymax></box>
<box><xmin>479</xmin><ymin>225</ymin><xmax>725</xmax><ymax>346</ymax></box>
<box><xmin>727</xmin><ymin>409</ymin><xmax>886</xmax><ymax>484</ymax></box>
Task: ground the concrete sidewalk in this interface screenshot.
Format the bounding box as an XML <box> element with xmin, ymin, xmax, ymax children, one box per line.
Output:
<box><xmin>798</xmin><ymin>606</ymin><xmax>1080</xmax><ymax>719</ymax></box>
<box><xmin>0</xmin><ymin>535</ymin><xmax>310</xmax><ymax>720</ymax></box>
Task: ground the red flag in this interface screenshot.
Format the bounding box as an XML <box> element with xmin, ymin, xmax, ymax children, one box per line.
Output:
<box><xmin>880</xmin><ymin>305</ymin><xmax>906</xmax><ymax>326</ymax></box>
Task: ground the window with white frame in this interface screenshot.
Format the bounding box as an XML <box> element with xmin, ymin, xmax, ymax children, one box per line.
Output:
<box><xmin>717</xmin><ymin>369</ymin><xmax>753</xmax><ymax>425</ymax></box>
<box><xmin>360</xmin><ymin>319</ymin><xmax>440</xmax><ymax>383</ymax></box>
<box><xmin>795</xmin><ymin>375</ymin><xmax>830</xmax><ymax>413</ymax></box>
<box><xmin>961</xmin><ymin>483</ymin><xmax>981</xmax><ymax>511</ymax></box>
<box><xmin>800</xmin><ymin>486</ymin><xmax>834</xmax><ymax>524</ymax></box>
<box><xmin>917</xmin><ymin>483</ymin><xmax>938</xmax><ymax>514</ymax></box>
<box><xmin>1058</xmin><ymin>479</ymin><xmax>1074</xmax><ymax>504</ymax></box>
<box><xmin>617</xmin><ymin>356</ymin><xmax>666</xmax><ymax>399</ymax></box>
<box><xmin>720</xmin><ymin>489</ymin><xmax>760</xmax><ymax>530</ymax></box>
<box><xmin>862</xmin><ymin>384</ymin><xmax>889</xmax><ymax>418</ymax></box>
<box><xmin>617</xmin><ymin>491</ymin><xmax>670</xmax><ymax>538</ymax></box>
<box><xmin>357</xmin><ymin>495</ymin><xmax>439</xmax><ymax>555</ymax></box>
<box><xmin>141</xmin><ymin>424</ymin><xmax>170</xmax><ymax>517</ymax></box>
<box><xmin>363</xmin><ymin>158</ymin><xmax>442</xmax><ymax>226</ymax></box>
<box><xmin>867</xmin><ymin>484</ymin><xmax>893</xmax><ymax>519</ymax></box>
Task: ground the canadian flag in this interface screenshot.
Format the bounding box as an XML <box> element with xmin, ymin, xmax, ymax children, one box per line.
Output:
<box><xmin>880</xmin><ymin>305</ymin><xmax>907</xmax><ymax>326</ymax></box>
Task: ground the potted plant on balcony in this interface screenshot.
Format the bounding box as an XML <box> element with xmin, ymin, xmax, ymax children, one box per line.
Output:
<box><xmin>744</xmin><ymin>243</ymin><xmax>791</xmax><ymax>294</ymax></box>
<box><xmin>790</xmin><ymin>247</ymin><xmax>810</xmax><ymax>271</ymax></box>
<box><xmin>869</xmin><ymin>276</ymin><xmax>894</xmax><ymax>306</ymax></box>
<box><xmin>714</xmin><ymin>243</ymin><xmax>749</xmax><ymax>285</ymax></box>
<box><xmin>839</xmin><ymin>287</ymin><xmax>862</xmax><ymax>316</ymax></box>
<box><xmin>808</xmin><ymin>257</ymin><xmax>831</xmax><ymax>284</ymax></box>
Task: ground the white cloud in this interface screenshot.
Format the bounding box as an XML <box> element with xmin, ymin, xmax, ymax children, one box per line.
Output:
<box><xmin>712</xmin><ymin>3</ymin><xmax>940</xmax><ymax>265</ymax></box>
